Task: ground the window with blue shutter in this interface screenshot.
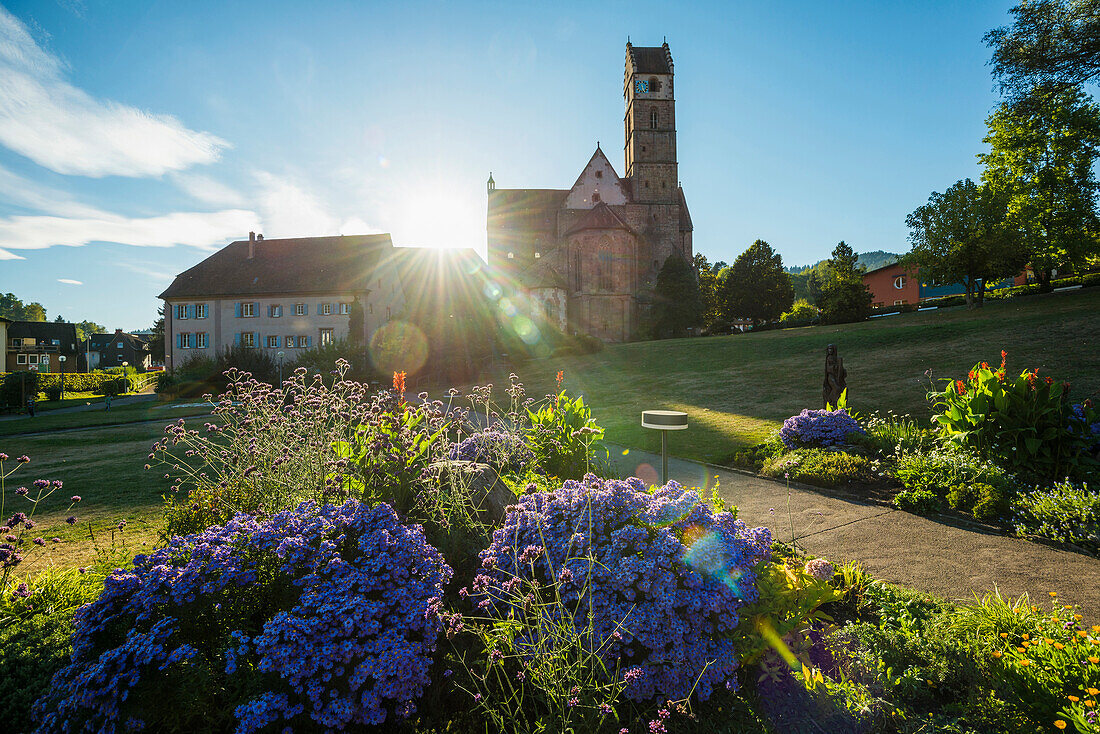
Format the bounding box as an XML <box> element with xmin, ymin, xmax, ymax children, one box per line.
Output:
<box><xmin>253</xmin><ymin>302</ymin><xmax>259</xmax><ymax>316</ymax></box>
<box><xmin>303</xmin><ymin>304</ymin><xmax>308</xmax><ymax>315</ymax></box>
<box><xmin>234</xmin><ymin>333</ymin><xmax>241</xmax><ymax>346</ymax></box>
<box><xmin>187</xmin><ymin>333</ymin><xmax>195</xmax><ymax>348</ymax></box>
<box><xmin>307</xmin><ymin>336</ymin><xmax>312</xmax><ymax>347</ymax></box>
<box><xmin>234</xmin><ymin>303</ymin><xmax>241</xmax><ymax>318</ymax></box>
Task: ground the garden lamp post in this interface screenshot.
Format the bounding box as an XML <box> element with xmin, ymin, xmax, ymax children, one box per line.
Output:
<box><xmin>59</xmin><ymin>355</ymin><xmax>67</xmax><ymax>401</ymax></box>
<box><xmin>641</xmin><ymin>410</ymin><xmax>688</xmax><ymax>484</ymax></box>
<box><xmin>277</xmin><ymin>351</ymin><xmax>284</xmax><ymax>385</ymax></box>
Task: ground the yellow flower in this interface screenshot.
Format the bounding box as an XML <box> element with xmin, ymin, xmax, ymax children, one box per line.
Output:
<box><xmin>1022</xmin><ymin>633</ymin><xmax>1030</xmax><ymax>640</ymax></box>
<box><xmin>1075</xmin><ymin>614</ymin><xmax>1083</xmax><ymax>621</ymax></box>
<box><xmin>1017</xmin><ymin>647</ymin><xmax>1026</xmax><ymax>653</ymax></box>
<box><xmin>992</xmin><ymin>651</ymin><xmax>1003</xmax><ymax>658</ymax></box>
<box><xmin>1000</xmin><ymin>632</ymin><xmax>1009</xmax><ymax>638</ymax></box>
<box><xmin>1054</xmin><ymin>721</ymin><xmax>1066</xmax><ymax>730</ymax></box>
<box><xmin>1020</xmin><ymin>659</ymin><xmax>1031</xmax><ymax>667</ymax></box>
<box><xmin>1086</xmin><ymin>700</ymin><xmax>1096</xmax><ymax>708</ymax></box>
<box><xmin>1089</xmin><ymin>657</ymin><xmax>1100</xmax><ymax>664</ymax></box>
<box><xmin>1050</xmin><ymin>592</ymin><xmax>1058</xmax><ymax>597</ymax></box>
<box><xmin>1079</xmin><ymin>631</ymin><xmax>1089</xmax><ymax>638</ymax></box>
<box><xmin>1091</xmin><ymin>625</ymin><xmax>1099</xmax><ymax>633</ymax></box>
<box><xmin>1055</xmin><ymin>643</ymin><xmax>1065</xmax><ymax>650</ymax></box>
<box><xmin>1069</xmin><ymin>695</ymin><xmax>1080</xmax><ymax>702</ymax></box>
<box><xmin>1089</xmin><ymin>688</ymin><xmax>1100</xmax><ymax>696</ymax></box>
<box><xmin>1045</xmin><ymin>638</ymin><xmax>1055</xmax><ymax>644</ymax></box>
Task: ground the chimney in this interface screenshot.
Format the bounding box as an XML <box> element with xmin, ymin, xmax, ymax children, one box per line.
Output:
<box><xmin>248</xmin><ymin>231</ymin><xmax>256</xmax><ymax>259</ymax></box>
<box><xmin>257</xmin><ymin>233</ymin><xmax>263</xmax><ymax>241</ymax></box>
<box><xmin>115</xmin><ymin>328</ymin><xmax>122</xmax><ymax>334</ymax></box>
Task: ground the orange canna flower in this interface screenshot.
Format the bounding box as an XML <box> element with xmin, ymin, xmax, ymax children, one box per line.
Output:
<box><xmin>1045</xmin><ymin>376</ymin><xmax>1054</xmax><ymax>385</ymax></box>
<box><xmin>556</xmin><ymin>370</ymin><xmax>564</xmax><ymax>386</ymax></box>
<box><xmin>968</xmin><ymin>369</ymin><xmax>977</xmax><ymax>380</ymax></box>
<box><xmin>393</xmin><ymin>371</ymin><xmax>406</xmax><ymax>397</ymax></box>
<box><xmin>981</xmin><ymin>362</ymin><xmax>989</xmax><ymax>370</ymax></box>
<box><xmin>956</xmin><ymin>380</ymin><xmax>966</xmax><ymax>395</ymax></box>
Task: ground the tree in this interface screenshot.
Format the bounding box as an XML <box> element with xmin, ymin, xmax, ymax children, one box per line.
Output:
<box><xmin>986</xmin><ymin>0</ymin><xmax>1100</xmax><ymax>104</ymax></box>
<box><xmin>149</xmin><ymin>307</ymin><xmax>165</xmax><ymax>363</ymax></box>
<box><xmin>652</xmin><ymin>254</ymin><xmax>702</xmax><ymax>338</ymax></box>
<box><xmin>905</xmin><ymin>180</ymin><xmax>1026</xmax><ymax>308</ymax></box>
<box><xmin>694</xmin><ymin>253</ymin><xmax>723</xmax><ymax>326</ymax></box>
<box><xmin>54</xmin><ymin>315</ymin><xmax>65</xmax><ymax>323</ymax></box>
<box><xmin>74</xmin><ymin>320</ymin><xmax>106</xmax><ymax>342</ymax></box>
<box><xmin>719</xmin><ymin>240</ymin><xmax>794</xmax><ymax>325</ymax></box>
<box><xmin>979</xmin><ymin>85</ymin><xmax>1100</xmax><ymax>290</ymax></box>
<box><xmin>347</xmin><ymin>295</ymin><xmax>365</xmax><ymax>345</ymax></box>
<box><xmin>818</xmin><ymin>241</ymin><xmax>875</xmax><ymax>323</ymax></box>
<box><xmin>0</xmin><ymin>293</ymin><xmax>46</xmax><ymax>321</ymax></box>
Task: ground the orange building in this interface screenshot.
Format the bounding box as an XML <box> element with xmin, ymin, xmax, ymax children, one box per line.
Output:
<box><xmin>863</xmin><ymin>262</ymin><xmax>919</xmax><ymax>306</ymax></box>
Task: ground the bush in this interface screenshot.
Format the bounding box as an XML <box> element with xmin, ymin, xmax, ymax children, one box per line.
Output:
<box><xmin>470</xmin><ymin>475</ymin><xmax>772</xmax><ymax>703</ymax></box>
<box><xmin>288</xmin><ymin>338</ymin><xmax>380</xmax><ymax>384</ymax></box>
<box><xmin>892</xmin><ymin>445</ymin><xmax>1016</xmax><ymax>515</ymax></box>
<box><xmin>35</xmin><ymin>500</ymin><xmax>452</xmax><ymax>732</ymax></box>
<box><xmin>525</xmin><ymin>387</ymin><xmax>608</xmax><ymax>479</ymax></box>
<box><xmin>779</xmin><ymin>299</ymin><xmax>820</xmax><ymax>328</ymax></box>
<box><xmin>44</xmin><ymin>385</ymin><xmax>62</xmax><ymax>401</ymax></box>
<box><xmin>1013</xmin><ymin>480</ymin><xmax>1100</xmax><ymax>550</ymax></box>
<box><xmin>946</xmin><ymin>482</ymin><xmax>1009</xmax><ymax>522</ymax></box>
<box><xmin>762</xmin><ymin>449</ymin><xmax>872</xmax><ymax>488</ymax></box>
<box><xmin>779</xmin><ymin>408</ymin><xmax>864</xmax><ymax>450</ymax></box>
<box><xmin>930</xmin><ymin>352</ymin><xmax>1099</xmax><ymax>482</ymax></box>
<box><xmin>0</xmin><ymin>371</ymin><xmax>38</xmax><ymax>407</ymax></box>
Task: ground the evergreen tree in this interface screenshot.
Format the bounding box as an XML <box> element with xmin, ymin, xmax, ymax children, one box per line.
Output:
<box><xmin>819</xmin><ymin>241</ymin><xmax>874</xmax><ymax>324</ymax></box>
<box><xmin>979</xmin><ymin>85</ymin><xmax>1100</xmax><ymax>290</ymax></box>
<box><xmin>652</xmin><ymin>254</ymin><xmax>702</xmax><ymax>338</ymax></box>
<box><xmin>719</xmin><ymin>240</ymin><xmax>794</xmax><ymax>325</ymax></box>
<box><xmin>149</xmin><ymin>307</ymin><xmax>165</xmax><ymax>363</ymax></box>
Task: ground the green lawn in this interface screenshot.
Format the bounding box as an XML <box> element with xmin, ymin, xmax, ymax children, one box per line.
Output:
<box><xmin>489</xmin><ymin>288</ymin><xmax>1100</xmax><ymax>464</ymax></box>
<box><xmin>0</xmin><ymin>399</ymin><xmax>212</xmax><ymax>437</ymax></box>
<box><xmin>1</xmin><ymin>423</ymin><xmax>174</xmax><ymax>571</ymax></box>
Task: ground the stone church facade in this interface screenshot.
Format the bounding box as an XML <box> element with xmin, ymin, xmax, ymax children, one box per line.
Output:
<box><xmin>486</xmin><ymin>42</ymin><xmax>693</xmax><ymax>342</ymax></box>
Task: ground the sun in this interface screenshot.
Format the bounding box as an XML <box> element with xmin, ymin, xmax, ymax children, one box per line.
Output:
<box><xmin>394</xmin><ymin>185</ymin><xmax>485</xmax><ymax>254</ymax></box>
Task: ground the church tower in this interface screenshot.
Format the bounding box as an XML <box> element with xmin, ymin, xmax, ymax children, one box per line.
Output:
<box><xmin>624</xmin><ymin>41</ymin><xmax>677</xmax><ymax>204</ymax></box>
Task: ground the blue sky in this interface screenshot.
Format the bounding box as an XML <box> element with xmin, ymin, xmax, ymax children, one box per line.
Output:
<box><xmin>0</xmin><ymin>0</ymin><xmax>1014</xmax><ymax>330</ymax></box>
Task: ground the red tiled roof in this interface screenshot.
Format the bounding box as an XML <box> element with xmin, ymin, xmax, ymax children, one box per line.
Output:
<box><xmin>159</xmin><ymin>234</ymin><xmax>394</xmax><ymax>299</ymax></box>
<box><xmin>563</xmin><ymin>202</ymin><xmax>636</xmax><ymax>236</ymax></box>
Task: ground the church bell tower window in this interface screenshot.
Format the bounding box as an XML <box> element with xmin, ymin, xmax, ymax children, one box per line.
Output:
<box><xmin>650</xmin><ymin>109</ymin><xmax>658</xmax><ymax>129</ymax></box>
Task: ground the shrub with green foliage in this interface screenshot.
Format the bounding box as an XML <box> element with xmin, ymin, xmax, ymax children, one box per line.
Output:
<box><xmin>762</xmin><ymin>448</ymin><xmax>872</xmax><ymax>488</ymax></box>
<box><xmin>855</xmin><ymin>411</ymin><xmax>931</xmax><ymax>459</ymax></box>
<box><xmin>1013</xmin><ymin>480</ymin><xmax>1100</xmax><ymax>550</ymax></box>
<box><xmin>779</xmin><ymin>298</ymin><xmax>820</xmax><ymax>326</ymax></box>
<box><xmin>0</xmin><ymin>370</ymin><xmax>38</xmax><ymax>407</ymax></box>
<box><xmin>892</xmin><ymin>444</ymin><xmax>1015</xmax><ymax>515</ymax></box>
<box><xmin>946</xmin><ymin>482</ymin><xmax>1010</xmax><ymax>522</ymax></box>
<box><xmin>930</xmin><ymin>352</ymin><xmax>1099</xmax><ymax>482</ymax></box>
<box><xmin>289</xmin><ymin>338</ymin><xmax>380</xmax><ymax>384</ymax></box>
<box><xmin>525</xmin><ymin>384</ymin><xmax>608</xmax><ymax>478</ymax></box>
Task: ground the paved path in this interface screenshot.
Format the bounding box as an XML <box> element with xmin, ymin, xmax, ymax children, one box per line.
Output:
<box><xmin>0</xmin><ymin>392</ymin><xmax>157</xmax><ymax>421</ymax></box>
<box><xmin>609</xmin><ymin>446</ymin><xmax>1100</xmax><ymax>622</ymax></box>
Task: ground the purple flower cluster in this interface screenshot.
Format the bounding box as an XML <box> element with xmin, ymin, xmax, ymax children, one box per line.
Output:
<box><xmin>1069</xmin><ymin>403</ymin><xmax>1100</xmax><ymax>453</ymax></box>
<box><xmin>472</xmin><ymin>475</ymin><xmax>771</xmax><ymax>703</ymax></box>
<box><xmin>780</xmin><ymin>409</ymin><xmax>864</xmax><ymax>450</ymax></box>
<box><xmin>449</xmin><ymin>430</ymin><xmax>534</xmax><ymax>473</ymax></box>
<box><xmin>34</xmin><ymin>499</ymin><xmax>452</xmax><ymax>732</ymax></box>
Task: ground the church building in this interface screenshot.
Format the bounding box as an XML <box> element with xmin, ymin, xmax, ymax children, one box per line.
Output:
<box><xmin>486</xmin><ymin>42</ymin><xmax>693</xmax><ymax>342</ymax></box>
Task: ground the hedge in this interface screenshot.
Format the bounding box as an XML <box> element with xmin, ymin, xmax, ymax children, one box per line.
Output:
<box><xmin>0</xmin><ymin>372</ymin><xmax>137</xmax><ymax>395</ymax></box>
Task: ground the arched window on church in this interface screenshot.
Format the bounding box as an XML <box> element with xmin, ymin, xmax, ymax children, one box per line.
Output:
<box><xmin>598</xmin><ymin>247</ymin><xmax>613</xmax><ymax>291</ymax></box>
<box><xmin>650</xmin><ymin>109</ymin><xmax>658</xmax><ymax>129</ymax></box>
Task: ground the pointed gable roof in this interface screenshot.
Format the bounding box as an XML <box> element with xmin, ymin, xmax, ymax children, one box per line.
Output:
<box><xmin>564</xmin><ymin>202</ymin><xmax>636</xmax><ymax>236</ymax></box>
<box><xmin>563</xmin><ymin>146</ymin><xmax>629</xmax><ymax>210</ymax></box>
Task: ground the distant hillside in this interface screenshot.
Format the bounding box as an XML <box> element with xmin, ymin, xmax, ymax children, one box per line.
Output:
<box><xmin>786</xmin><ymin>250</ymin><xmax>901</xmax><ymax>273</ymax></box>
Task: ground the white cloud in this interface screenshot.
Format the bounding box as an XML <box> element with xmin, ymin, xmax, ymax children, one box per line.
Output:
<box><xmin>0</xmin><ymin>7</ymin><xmax>229</xmax><ymax>177</ymax></box>
<box><xmin>57</xmin><ymin>278</ymin><xmax>82</xmax><ymax>285</ymax></box>
<box><xmin>254</xmin><ymin>170</ymin><xmax>340</xmax><ymax>237</ymax></box>
<box><xmin>0</xmin><ymin>209</ymin><xmax>260</xmax><ymax>260</ymax></box>
<box><xmin>170</xmin><ymin>172</ymin><xmax>248</xmax><ymax>208</ymax></box>
<box><xmin>115</xmin><ymin>261</ymin><xmax>174</xmax><ymax>282</ymax></box>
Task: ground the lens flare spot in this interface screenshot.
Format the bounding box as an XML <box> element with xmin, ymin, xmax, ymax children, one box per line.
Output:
<box><xmin>634</xmin><ymin>463</ymin><xmax>658</xmax><ymax>488</ymax></box>
<box><xmin>499</xmin><ymin>297</ymin><xmax>519</xmax><ymax>318</ymax></box>
<box><xmin>684</xmin><ymin>532</ymin><xmax>750</xmax><ymax>598</ymax></box>
<box><xmin>369</xmin><ymin>320</ymin><xmax>428</xmax><ymax>377</ymax></box>
<box><xmin>484</xmin><ymin>281</ymin><xmax>502</xmax><ymax>301</ymax></box>
<box><xmin>513</xmin><ymin>316</ymin><xmax>540</xmax><ymax>345</ymax></box>
<box><xmin>377</xmin><ymin>155</ymin><xmax>390</xmax><ymax>168</ymax></box>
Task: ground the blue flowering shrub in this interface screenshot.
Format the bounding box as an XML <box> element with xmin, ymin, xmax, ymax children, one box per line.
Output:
<box><xmin>1013</xmin><ymin>480</ymin><xmax>1100</xmax><ymax>552</ymax></box>
<box><xmin>470</xmin><ymin>475</ymin><xmax>771</xmax><ymax>704</ymax></box>
<box><xmin>34</xmin><ymin>499</ymin><xmax>452</xmax><ymax>733</ymax></box>
<box><xmin>780</xmin><ymin>409</ymin><xmax>865</xmax><ymax>450</ymax></box>
<box><xmin>449</xmin><ymin>430</ymin><xmax>534</xmax><ymax>474</ymax></box>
